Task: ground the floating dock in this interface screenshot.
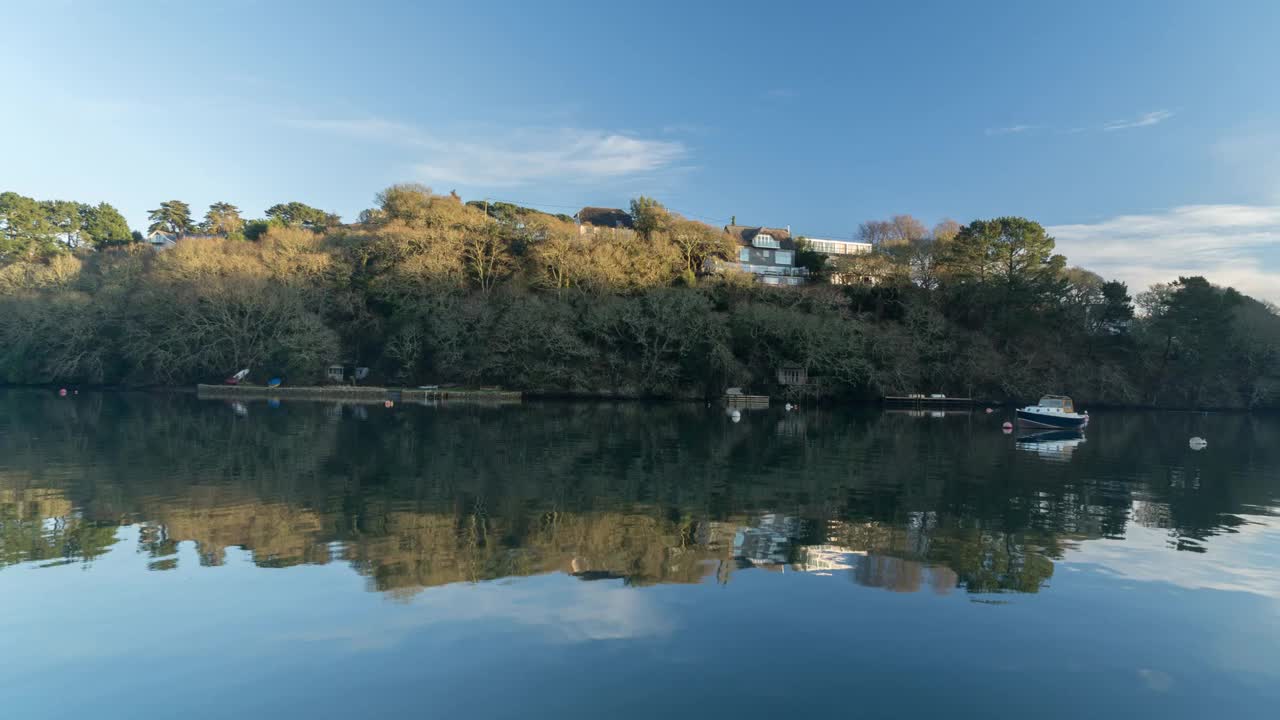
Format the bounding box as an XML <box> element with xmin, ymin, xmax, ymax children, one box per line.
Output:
<box><xmin>723</xmin><ymin>394</ymin><xmax>770</xmax><ymax>408</ymax></box>
<box><xmin>883</xmin><ymin>395</ymin><xmax>975</xmax><ymax>407</ymax></box>
<box><xmin>196</xmin><ymin>384</ymin><xmax>522</xmax><ymax>404</ymax></box>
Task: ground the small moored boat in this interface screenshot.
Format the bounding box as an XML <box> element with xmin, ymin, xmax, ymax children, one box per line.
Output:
<box><xmin>1017</xmin><ymin>395</ymin><xmax>1088</xmax><ymax>430</ymax></box>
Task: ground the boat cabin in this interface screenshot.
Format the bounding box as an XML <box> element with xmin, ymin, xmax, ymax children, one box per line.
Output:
<box><xmin>1037</xmin><ymin>395</ymin><xmax>1075</xmax><ymax>413</ymax></box>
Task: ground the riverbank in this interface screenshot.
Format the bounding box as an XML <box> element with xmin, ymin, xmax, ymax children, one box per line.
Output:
<box><xmin>4</xmin><ymin>383</ymin><xmax>1279</xmax><ymax>414</ymax></box>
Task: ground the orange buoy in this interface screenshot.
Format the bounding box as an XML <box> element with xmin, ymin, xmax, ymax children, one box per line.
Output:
<box><xmin>58</xmin><ymin>388</ymin><xmax>67</xmax><ymax>397</ymax></box>
<box><xmin>1001</xmin><ymin>421</ymin><xmax>1013</xmax><ymax>433</ymax></box>
<box><xmin>383</xmin><ymin>400</ymin><xmax>394</xmax><ymax>408</ymax></box>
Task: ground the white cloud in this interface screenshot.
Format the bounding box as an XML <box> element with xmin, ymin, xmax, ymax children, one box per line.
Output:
<box><xmin>1102</xmin><ymin>109</ymin><xmax>1175</xmax><ymax>132</ymax></box>
<box><xmin>287</xmin><ymin>115</ymin><xmax>687</xmax><ymax>187</ymax></box>
<box><xmin>1048</xmin><ymin>204</ymin><xmax>1280</xmax><ymax>303</ymax></box>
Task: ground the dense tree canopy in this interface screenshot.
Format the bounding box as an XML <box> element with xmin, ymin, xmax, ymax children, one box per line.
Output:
<box><xmin>1</xmin><ymin>193</ymin><xmax>136</xmax><ymax>258</ymax></box>
<box><xmin>202</xmin><ymin>202</ymin><xmax>244</xmax><ymax>237</ymax></box>
<box><xmin>147</xmin><ymin>200</ymin><xmax>193</xmax><ymax>236</ymax></box>
<box><xmin>81</xmin><ymin>202</ymin><xmax>133</xmax><ymax>246</ymax></box>
<box><xmin>265</xmin><ymin>201</ymin><xmax>339</xmax><ymax>231</ymax></box>
<box><xmin>2</xmin><ymin>185</ymin><xmax>1279</xmax><ymax>408</ymax></box>
<box><xmin>629</xmin><ymin>196</ymin><xmax>669</xmax><ymax>241</ymax></box>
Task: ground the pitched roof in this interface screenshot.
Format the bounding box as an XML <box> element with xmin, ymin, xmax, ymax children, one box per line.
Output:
<box><xmin>724</xmin><ymin>224</ymin><xmax>796</xmax><ymax>250</ymax></box>
<box><xmin>577</xmin><ymin>207</ymin><xmax>634</xmax><ymax>229</ymax></box>
<box><xmin>146</xmin><ymin>231</ymin><xmax>223</xmax><ymax>246</ymax></box>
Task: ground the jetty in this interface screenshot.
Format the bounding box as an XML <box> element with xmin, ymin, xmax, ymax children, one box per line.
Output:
<box><xmin>883</xmin><ymin>394</ymin><xmax>975</xmax><ymax>408</ymax></box>
<box><xmin>196</xmin><ymin>384</ymin><xmax>522</xmax><ymax>404</ymax></box>
<box><xmin>723</xmin><ymin>393</ymin><xmax>770</xmax><ymax>408</ymax></box>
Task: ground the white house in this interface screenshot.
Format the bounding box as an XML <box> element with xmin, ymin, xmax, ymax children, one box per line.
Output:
<box><xmin>801</xmin><ymin>237</ymin><xmax>872</xmax><ymax>256</ymax></box>
<box><xmin>146</xmin><ymin>230</ymin><xmax>179</xmax><ymax>250</ymax></box>
<box><xmin>145</xmin><ymin>230</ymin><xmax>223</xmax><ymax>251</ymax></box>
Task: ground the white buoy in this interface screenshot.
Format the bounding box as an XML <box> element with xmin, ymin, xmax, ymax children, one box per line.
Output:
<box><xmin>784</xmin><ymin>403</ymin><xmax>792</xmax><ymax>411</ymax></box>
<box><xmin>1189</xmin><ymin>437</ymin><xmax>1207</xmax><ymax>450</ymax></box>
<box><xmin>730</xmin><ymin>409</ymin><xmax>741</xmax><ymax>423</ymax></box>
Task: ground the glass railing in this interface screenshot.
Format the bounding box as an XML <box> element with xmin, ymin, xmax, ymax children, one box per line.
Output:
<box><xmin>731</xmin><ymin>263</ymin><xmax>809</xmax><ymax>277</ymax></box>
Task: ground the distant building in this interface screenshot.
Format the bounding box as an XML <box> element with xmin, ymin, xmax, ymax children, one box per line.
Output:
<box><xmin>801</xmin><ymin>237</ymin><xmax>872</xmax><ymax>256</ymax></box>
<box><xmin>777</xmin><ymin>365</ymin><xmax>808</xmax><ymax>386</ymax></box>
<box><xmin>799</xmin><ymin>236</ymin><xmax>877</xmax><ymax>285</ymax></box>
<box><xmin>575</xmin><ymin>207</ymin><xmax>634</xmax><ymax>234</ymax></box>
<box><xmin>145</xmin><ymin>230</ymin><xmax>178</xmax><ymax>250</ymax></box>
<box><xmin>145</xmin><ymin>230</ymin><xmax>223</xmax><ymax>251</ymax></box>
<box><xmin>716</xmin><ymin>224</ymin><xmax>808</xmax><ymax>286</ymax></box>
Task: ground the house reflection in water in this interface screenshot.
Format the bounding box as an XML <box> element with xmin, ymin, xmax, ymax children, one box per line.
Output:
<box><xmin>733</xmin><ymin>513</ymin><xmax>801</xmax><ymax>571</ymax></box>
<box><xmin>792</xmin><ymin>543</ymin><xmax>957</xmax><ymax>594</ymax></box>
<box><xmin>733</xmin><ymin>513</ymin><xmax>961</xmax><ymax>594</ymax></box>
<box><xmin>727</xmin><ymin>509</ymin><xmax>957</xmax><ymax>594</ymax></box>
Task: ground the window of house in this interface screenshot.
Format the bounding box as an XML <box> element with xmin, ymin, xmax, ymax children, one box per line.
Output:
<box><xmin>775</xmin><ymin>250</ymin><xmax>793</xmax><ymax>265</ymax></box>
<box><xmin>753</xmin><ymin>233</ymin><xmax>780</xmax><ymax>249</ymax></box>
<box><xmin>739</xmin><ymin>247</ymin><xmax>750</xmax><ymax>262</ymax></box>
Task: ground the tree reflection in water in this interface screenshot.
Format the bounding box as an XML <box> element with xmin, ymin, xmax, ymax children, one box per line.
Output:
<box><xmin>2</xmin><ymin>390</ymin><xmax>1276</xmax><ymax>596</ymax></box>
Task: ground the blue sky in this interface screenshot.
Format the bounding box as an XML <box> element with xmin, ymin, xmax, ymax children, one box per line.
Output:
<box><xmin>3</xmin><ymin>0</ymin><xmax>1279</xmax><ymax>299</ymax></box>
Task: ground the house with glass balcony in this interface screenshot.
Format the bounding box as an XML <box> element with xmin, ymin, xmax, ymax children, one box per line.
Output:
<box><xmin>715</xmin><ymin>224</ymin><xmax>808</xmax><ymax>286</ymax></box>
<box><xmin>801</xmin><ymin>237</ymin><xmax>872</xmax><ymax>256</ymax></box>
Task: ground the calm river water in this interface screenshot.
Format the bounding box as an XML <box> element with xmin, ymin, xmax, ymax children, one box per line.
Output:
<box><xmin>2</xmin><ymin>390</ymin><xmax>1278</xmax><ymax>718</ymax></box>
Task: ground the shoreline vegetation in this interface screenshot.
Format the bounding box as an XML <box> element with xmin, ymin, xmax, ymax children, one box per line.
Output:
<box><xmin>3</xmin><ymin>185</ymin><xmax>1280</xmax><ymax>410</ymax></box>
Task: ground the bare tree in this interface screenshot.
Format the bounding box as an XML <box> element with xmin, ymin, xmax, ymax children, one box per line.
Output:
<box><xmin>461</xmin><ymin>224</ymin><xmax>513</xmax><ymax>294</ymax></box>
<box><xmin>669</xmin><ymin>219</ymin><xmax>735</xmax><ymax>274</ymax></box>
<box><xmin>858</xmin><ymin>215</ymin><xmax>926</xmax><ymax>245</ymax></box>
<box><xmin>857</xmin><ymin>219</ymin><xmax>893</xmax><ymax>245</ymax></box>
<box><xmin>886</xmin><ymin>215</ymin><xmax>928</xmax><ymax>244</ymax></box>
<box><xmin>932</xmin><ymin>218</ymin><xmax>962</xmax><ymax>242</ymax></box>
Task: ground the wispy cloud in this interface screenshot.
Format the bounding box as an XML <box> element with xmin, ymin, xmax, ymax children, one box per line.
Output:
<box><xmin>1047</xmin><ymin>204</ymin><xmax>1280</xmax><ymax>303</ymax></box>
<box><xmin>287</xmin><ymin>117</ymin><xmax>435</xmax><ymax>146</ymax></box>
<box><xmin>1102</xmin><ymin>109</ymin><xmax>1175</xmax><ymax>132</ymax></box>
<box><xmin>986</xmin><ymin>109</ymin><xmax>1175</xmax><ymax>137</ymax></box>
<box><xmin>984</xmin><ymin>124</ymin><xmax>1036</xmax><ymax>136</ymax></box>
<box><xmin>414</xmin><ymin>129</ymin><xmax>688</xmax><ymax>187</ymax></box>
<box><xmin>285</xmin><ymin>115</ymin><xmax>688</xmax><ymax>187</ymax></box>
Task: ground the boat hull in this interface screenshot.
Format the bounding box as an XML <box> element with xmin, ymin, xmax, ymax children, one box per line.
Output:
<box><xmin>1016</xmin><ymin>409</ymin><xmax>1088</xmax><ymax>430</ymax></box>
